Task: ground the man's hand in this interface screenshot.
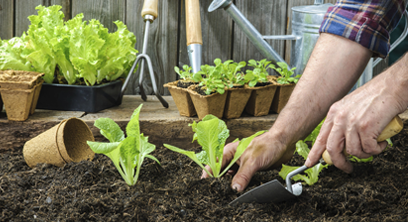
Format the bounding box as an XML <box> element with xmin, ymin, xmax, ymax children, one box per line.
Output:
<box><xmin>306</xmin><ymin>53</ymin><xmax>408</xmax><ymax>173</ymax></box>
<box><xmin>201</xmin><ymin>132</ymin><xmax>295</xmax><ymax>192</ymax></box>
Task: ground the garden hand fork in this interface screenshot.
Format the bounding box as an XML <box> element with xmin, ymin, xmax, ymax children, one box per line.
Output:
<box><xmin>122</xmin><ymin>0</ymin><xmax>168</xmax><ymax>108</ymax></box>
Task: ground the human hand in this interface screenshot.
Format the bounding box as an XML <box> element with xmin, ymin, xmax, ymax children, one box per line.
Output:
<box><xmin>201</xmin><ymin>132</ymin><xmax>295</xmax><ymax>192</ymax></box>
<box><xmin>305</xmin><ymin>74</ymin><xmax>406</xmax><ymax>173</ymax></box>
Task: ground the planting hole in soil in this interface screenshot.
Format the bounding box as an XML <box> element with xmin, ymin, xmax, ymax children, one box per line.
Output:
<box><xmin>2</xmin><ymin>126</ymin><xmax>408</xmax><ymax>221</ymax></box>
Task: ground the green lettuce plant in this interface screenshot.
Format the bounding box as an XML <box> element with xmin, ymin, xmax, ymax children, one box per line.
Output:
<box><xmin>271</xmin><ymin>62</ymin><xmax>300</xmax><ymax>84</ymax></box>
<box><xmin>164</xmin><ymin>114</ymin><xmax>264</xmax><ymax>178</ymax></box>
<box><xmin>221</xmin><ymin>60</ymin><xmax>247</xmax><ymax>88</ymax></box>
<box><xmin>194</xmin><ymin>59</ymin><xmax>227</xmax><ymax>95</ymax></box>
<box><xmin>87</xmin><ymin>104</ymin><xmax>159</xmax><ymax>186</ymax></box>
<box><xmin>245</xmin><ymin>59</ymin><xmax>273</xmax><ymax>87</ymax></box>
<box><xmin>1</xmin><ymin>5</ymin><xmax>138</xmax><ymax>86</ymax></box>
<box><xmin>175</xmin><ymin>64</ymin><xmax>195</xmax><ymax>82</ymax></box>
<box><xmin>279</xmin><ymin>120</ymin><xmax>328</xmax><ymax>185</ymax></box>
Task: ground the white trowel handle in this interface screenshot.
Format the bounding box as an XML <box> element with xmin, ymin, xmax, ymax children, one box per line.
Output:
<box><xmin>322</xmin><ymin>115</ymin><xmax>404</xmax><ymax>165</ymax></box>
<box><xmin>186</xmin><ymin>0</ymin><xmax>203</xmax><ymax>45</ymax></box>
<box><xmin>142</xmin><ymin>0</ymin><xmax>158</xmax><ymax>19</ymax></box>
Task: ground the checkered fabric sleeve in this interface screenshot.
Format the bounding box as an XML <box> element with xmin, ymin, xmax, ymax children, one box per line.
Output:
<box><xmin>319</xmin><ymin>0</ymin><xmax>407</xmax><ymax>58</ymax></box>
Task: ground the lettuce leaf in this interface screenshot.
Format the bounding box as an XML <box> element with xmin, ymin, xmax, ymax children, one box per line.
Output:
<box><xmin>164</xmin><ymin>114</ymin><xmax>265</xmax><ymax>178</ymax></box>
<box><xmin>87</xmin><ymin>104</ymin><xmax>159</xmax><ymax>186</ymax></box>
<box><xmin>0</xmin><ymin>34</ymin><xmax>34</xmax><ymax>71</ymax></box>
<box><xmin>1</xmin><ymin>5</ymin><xmax>137</xmax><ymax>86</ymax></box>
<box><xmin>279</xmin><ymin>140</ymin><xmax>328</xmax><ymax>186</ymax></box>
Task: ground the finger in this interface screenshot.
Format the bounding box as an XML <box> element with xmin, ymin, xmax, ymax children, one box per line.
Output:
<box><xmin>344</xmin><ymin>130</ymin><xmax>371</xmax><ymax>159</ymax></box>
<box><xmin>305</xmin><ymin>120</ymin><xmax>333</xmax><ymax>167</ymax></box>
<box><xmin>231</xmin><ymin>158</ymin><xmax>259</xmax><ymax>192</ymax></box>
<box><xmin>360</xmin><ymin>132</ymin><xmax>385</xmax><ymax>156</ymax></box>
<box><xmin>201</xmin><ymin>141</ymin><xmax>239</xmax><ymax>179</ymax></box>
<box><xmin>326</xmin><ymin>125</ymin><xmax>353</xmax><ymax>173</ymax></box>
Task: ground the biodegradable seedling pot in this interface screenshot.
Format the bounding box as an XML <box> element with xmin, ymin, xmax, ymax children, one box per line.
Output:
<box><xmin>36</xmin><ymin>80</ymin><xmax>123</xmax><ymax>112</ymax></box>
<box><xmin>164</xmin><ymin>80</ymin><xmax>196</xmax><ymax>117</ymax></box>
<box><xmin>0</xmin><ymin>81</ymin><xmax>43</xmax><ymax>121</ymax></box>
<box><xmin>0</xmin><ymin>70</ymin><xmax>44</xmax><ymax>89</ymax></box>
<box><xmin>23</xmin><ymin>118</ymin><xmax>95</xmax><ymax>168</ymax></box>
<box><xmin>223</xmin><ymin>85</ymin><xmax>253</xmax><ymax>119</ymax></box>
<box><xmin>187</xmin><ymin>85</ymin><xmax>227</xmax><ymax>120</ymax></box>
<box><xmin>245</xmin><ymin>82</ymin><xmax>278</xmax><ymax>117</ymax></box>
<box><xmin>270</xmin><ymin>83</ymin><xmax>296</xmax><ymax>114</ymax></box>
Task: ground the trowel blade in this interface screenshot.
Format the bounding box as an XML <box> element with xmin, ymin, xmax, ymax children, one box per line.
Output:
<box><xmin>229</xmin><ymin>179</ymin><xmax>303</xmax><ymax>205</ymax></box>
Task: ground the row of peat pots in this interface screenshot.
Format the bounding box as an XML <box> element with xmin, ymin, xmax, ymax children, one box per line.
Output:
<box><xmin>0</xmin><ymin>70</ymin><xmax>44</xmax><ymax>121</ymax></box>
<box><xmin>165</xmin><ymin>76</ymin><xmax>296</xmax><ymax>119</ymax></box>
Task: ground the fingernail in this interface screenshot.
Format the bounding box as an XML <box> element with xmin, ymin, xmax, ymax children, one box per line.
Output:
<box><xmin>232</xmin><ymin>183</ymin><xmax>241</xmax><ymax>192</ymax></box>
<box><xmin>305</xmin><ymin>157</ymin><xmax>310</xmax><ymax>166</ymax></box>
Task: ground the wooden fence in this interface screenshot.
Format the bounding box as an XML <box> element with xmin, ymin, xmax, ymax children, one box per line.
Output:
<box><xmin>0</xmin><ymin>0</ymin><xmax>388</xmax><ymax>95</ymax></box>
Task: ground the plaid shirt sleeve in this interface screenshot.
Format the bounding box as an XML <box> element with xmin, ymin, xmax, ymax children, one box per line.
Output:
<box><xmin>319</xmin><ymin>0</ymin><xmax>407</xmax><ymax>58</ymax></box>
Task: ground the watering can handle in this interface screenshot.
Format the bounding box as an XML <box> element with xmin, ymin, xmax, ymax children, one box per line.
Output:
<box><xmin>141</xmin><ymin>0</ymin><xmax>158</xmax><ymax>19</ymax></box>
<box><xmin>186</xmin><ymin>0</ymin><xmax>203</xmax><ymax>45</ymax></box>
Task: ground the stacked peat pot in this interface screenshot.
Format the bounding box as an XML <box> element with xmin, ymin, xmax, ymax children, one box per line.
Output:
<box><xmin>166</xmin><ymin>59</ymin><xmax>300</xmax><ymax>119</ymax></box>
<box><xmin>0</xmin><ymin>70</ymin><xmax>44</xmax><ymax>121</ymax></box>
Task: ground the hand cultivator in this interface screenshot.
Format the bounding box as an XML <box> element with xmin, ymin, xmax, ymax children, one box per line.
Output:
<box><xmin>122</xmin><ymin>0</ymin><xmax>168</xmax><ymax>108</ymax></box>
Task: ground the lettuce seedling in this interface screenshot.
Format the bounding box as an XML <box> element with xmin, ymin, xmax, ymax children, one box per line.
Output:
<box><xmin>271</xmin><ymin>62</ymin><xmax>300</xmax><ymax>84</ymax></box>
<box><xmin>194</xmin><ymin>59</ymin><xmax>227</xmax><ymax>95</ymax></box>
<box><xmin>175</xmin><ymin>64</ymin><xmax>195</xmax><ymax>82</ymax></box>
<box><xmin>245</xmin><ymin>59</ymin><xmax>273</xmax><ymax>87</ymax></box>
<box><xmin>222</xmin><ymin>60</ymin><xmax>247</xmax><ymax>88</ymax></box>
<box><xmin>87</xmin><ymin>104</ymin><xmax>160</xmax><ymax>186</ymax></box>
<box><xmin>279</xmin><ymin>119</ymin><xmax>328</xmax><ymax>185</ymax></box>
<box><xmin>164</xmin><ymin>115</ymin><xmax>265</xmax><ymax>178</ymax></box>
<box><xmin>279</xmin><ymin>140</ymin><xmax>328</xmax><ymax>185</ymax></box>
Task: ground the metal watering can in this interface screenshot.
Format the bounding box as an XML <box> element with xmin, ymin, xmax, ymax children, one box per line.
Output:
<box><xmin>209</xmin><ymin>0</ymin><xmax>408</xmax><ymax>89</ymax></box>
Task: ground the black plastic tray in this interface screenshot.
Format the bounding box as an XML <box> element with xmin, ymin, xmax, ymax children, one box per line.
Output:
<box><xmin>36</xmin><ymin>80</ymin><xmax>123</xmax><ymax>113</ymax></box>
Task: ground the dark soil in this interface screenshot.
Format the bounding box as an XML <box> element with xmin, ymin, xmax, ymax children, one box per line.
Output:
<box><xmin>255</xmin><ymin>81</ymin><xmax>272</xmax><ymax>87</ymax></box>
<box><xmin>176</xmin><ymin>80</ymin><xmax>196</xmax><ymax>89</ymax></box>
<box><xmin>2</xmin><ymin>128</ymin><xmax>408</xmax><ymax>221</ymax></box>
<box><xmin>196</xmin><ymin>85</ymin><xmax>215</xmax><ymax>96</ymax></box>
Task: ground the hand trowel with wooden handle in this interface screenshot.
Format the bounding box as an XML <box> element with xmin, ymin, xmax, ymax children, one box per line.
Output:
<box><xmin>230</xmin><ymin>116</ymin><xmax>404</xmax><ymax>205</ymax></box>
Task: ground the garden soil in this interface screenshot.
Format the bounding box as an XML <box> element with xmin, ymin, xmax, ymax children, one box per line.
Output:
<box><xmin>2</xmin><ymin>127</ymin><xmax>408</xmax><ymax>221</ymax></box>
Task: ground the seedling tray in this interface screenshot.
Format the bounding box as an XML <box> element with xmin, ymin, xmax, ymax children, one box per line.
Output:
<box><xmin>36</xmin><ymin>80</ymin><xmax>123</xmax><ymax>113</ymax></box>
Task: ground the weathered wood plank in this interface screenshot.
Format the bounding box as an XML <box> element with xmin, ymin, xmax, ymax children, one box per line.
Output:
<box><xmin>15</xmin><ymin>0</ymin><xmax>46</xmax><ymax>37</ymax></box>
<box><xmin>71</xmin><ymin>0</ymin><xmax>125</xmax><ymax>32</ymax></box>
<box><xmin>124</xmin><ymin>0</ymin><xmax>179</xmax><ymax>96</ymax></box>
<box><xmin>178</xmin><ymin>0</ymin><xmax>233</xmax><ymax>70</ymax></box>
<box><xmin>50</xmin><ymin>0</ymin><xmax>71</xmax><ymax>20</ymax></box>
<box><xmin>0</xmin><ymin>95</ymin><xmax>280</xmax><ymax>151</ymax></box>
<box><xmin>0</xmin><ymin>0</ymin><xmax>14</xmax><ymax>39</ymax></box>
<box><xmin>232</xmin><ymin>0</ymin><xmax>287</xmax><ymax>68</ymax></box>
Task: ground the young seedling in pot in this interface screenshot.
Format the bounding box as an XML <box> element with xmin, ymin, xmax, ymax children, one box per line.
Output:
<box><xmin>87</xmin><ymin>104</ymin><xmax>160</xmax><ymax>186</ymax></box>
<box><xmin>193</xmin><ymin>59</ymin><xmax>227</xmax><ymax>95</ymax></box>
<box><xmin>271</xmin><ymin>62</ymin><xmax>300</xmax><ymax>84</ymax></box>
<box><xmin>222</xmin><ymin>60</ymin><xmax>247</xmax><ymax>89</ymax></box>
<box><xmin>174</xmin><ymin>64</ymin><xmax>197</xmax><ymax>88</ymax></box>
<box><xmin>245</xmin><ymin>59</ymin><xmax>273</xmax><ymax>87</ymax></box>
<box><xmin>164</xmin><ymin>114</ymin><xmax>265</xmax><ymax>178</ymax></box>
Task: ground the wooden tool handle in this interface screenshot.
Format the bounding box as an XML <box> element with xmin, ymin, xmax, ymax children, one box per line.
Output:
<box><xmin>141</xmin><ymin>0</ymin><xmax>158</xmax><ymax>19</ymax></box>
<box><xmin>186</xmin><ymin>0</ymin><xmax>203</xmax><ymax>45</ymax></box>
<box><xmin>322</xmin><ymin>116</ymin><xmax>404</xmax><ymax>165</ymax></box>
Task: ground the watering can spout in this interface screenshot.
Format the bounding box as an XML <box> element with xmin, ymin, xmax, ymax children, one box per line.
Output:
<box><xmin>208</xmin><ymin>0</ymin><xmax>289</xmax><ymax>67</ymax></box>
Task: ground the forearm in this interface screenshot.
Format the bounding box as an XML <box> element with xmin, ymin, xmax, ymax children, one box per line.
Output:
<box><xmin>269</xmin><ymin>33</ymin><xmax>372</xmax><ymax>148</ymax></box>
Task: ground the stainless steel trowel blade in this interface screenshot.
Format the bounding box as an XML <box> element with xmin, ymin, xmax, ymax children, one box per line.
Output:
<box><xmin>229</xmin><ymin>179</ymin><xmax>303</xmax><ymax>205</ymax></box>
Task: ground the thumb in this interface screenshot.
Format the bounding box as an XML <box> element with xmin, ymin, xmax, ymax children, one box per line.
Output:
<box><xmin>231</xmin><ymin>160</ymin><xmax>258</xmax><ymax>192</ymax></box>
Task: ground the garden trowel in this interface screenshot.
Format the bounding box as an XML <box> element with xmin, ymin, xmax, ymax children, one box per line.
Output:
<box><xmin>230</xmin><ymin>116</ymin><xmax>404</xmax><ymax>206</ymax></box>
